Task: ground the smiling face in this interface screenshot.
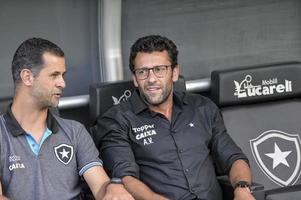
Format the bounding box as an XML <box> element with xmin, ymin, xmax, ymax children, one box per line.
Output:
<box><xmin>30</xmin><ymin>52</ymin><xmax>66</xmax><ymax>108</ymax></box>
<box><xmin>132</xmin><ymin>50</ymin><xmax>179</xmax><ymax>106</ymax></box>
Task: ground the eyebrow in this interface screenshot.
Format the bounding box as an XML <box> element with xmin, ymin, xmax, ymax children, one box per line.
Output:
<box><xmin>135</xmin><ymin>64</ymin><xmax>171</xmax><ymax>69</ymax></box>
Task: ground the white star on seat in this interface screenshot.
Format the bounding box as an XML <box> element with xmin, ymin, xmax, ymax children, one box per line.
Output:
<box><xmin>265</xmin><ymin>143</ymin><xmax>292</xmax><ymax>169</ymax></box>
<box><xmin>189</xmin><ymin>123</ymin><xmax>194</xmax><ymax>127</ymax></box>
<box><xmin>59</xmin><ymin>148</ymin><xmax>70</xmax><ymax>159</ymax></box>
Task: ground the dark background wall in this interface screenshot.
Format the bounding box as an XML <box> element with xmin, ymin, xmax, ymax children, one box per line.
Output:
<box><xmin>121</xmin><ymin>0</ymin><xmax>301</xmax><ymax>80</ymax></box>
<box><xmin>0</xmin><ymin>0</ymin><xmax>99</xmax><ymax>99</ymax></box>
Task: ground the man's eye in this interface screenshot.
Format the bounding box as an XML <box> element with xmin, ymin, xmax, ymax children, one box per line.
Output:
<box><xmin>155</xmin><ymin>68</ymin><xmax>162</xmax><ymax>72</ymax></box>
<box><xmin>137</xmin><ymin>70</ymin><xmax>146</xmax><ymax>74</ymax></box>
<box><xmin>50</xmin><ymin>72</ymin><xmax>62</xmax><ymax>78</ymax></box>
<box><xmin>155</xmin><ymin>66</ymin><xmax>165</xmax><ymax>72</ymax></box>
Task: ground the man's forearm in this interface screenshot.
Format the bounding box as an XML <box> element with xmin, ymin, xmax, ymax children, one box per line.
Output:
<box><xmin>0</xmin><ymin>182</ymin><xmax>9</xmax><ymax>200</ymax></box>
<box><xmin>229</xmin><ymin>159</ymin><xmax>252</xmax><ymax>186</ymax></box>
<box><xmin>229</xmin><ymin>159</ymin><xmax>255</xmax><ymax>200</ymax></box>
<box><xmin>122</xmin><ymin>176</ymin><xmax>169</xmax><ymax>200</ymax></box>
<box><xmin>0</xmin><ymin>195</ymin><xmax>10</xmax><ymax>200</ymax></box>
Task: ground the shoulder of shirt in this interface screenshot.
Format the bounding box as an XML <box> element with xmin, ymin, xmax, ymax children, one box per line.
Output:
<box><xmin>52</xmin><ymin>114</ymin><xmax>85</xmax><ymax>131</ymax></box>
<box><xmin>183</xmin><ymin>92</ymin><xmax>217</xmax><ymax>107</ymax></box>
<box><xmin>102</xmin><ymin>99</ymin><xmax>134</xmax><ymax>117</ymax></box>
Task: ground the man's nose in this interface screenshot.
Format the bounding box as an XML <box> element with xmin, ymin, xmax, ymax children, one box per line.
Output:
<box><xmin>57</xmin><ymin>76</ymin><xmax>66</xmax><ymax>89</ymax></box>
<box><xmin>147</xmin><ymin>69</ymin><xmax>157</xmax><ymax>82</ymax></box>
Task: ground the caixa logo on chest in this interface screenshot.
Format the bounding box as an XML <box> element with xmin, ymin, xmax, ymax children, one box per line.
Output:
<box><xmin>234</xmin><ymin>75</ymin><xmax>292</xmax><ymax>98</ymax></box>
<box><xmin>132</xmin><ymin>124</ymin><xmax>157</xmax><ymax>146</ymax></box>
<box><xmin>250</xmin><ymin>130</ymin><xmax>301</xmax><ymax>186</ymax></box>
<box><xmin>8</xmin><ymin>155</ymin><xmax>25</xmax><ymax>171</ymax></box>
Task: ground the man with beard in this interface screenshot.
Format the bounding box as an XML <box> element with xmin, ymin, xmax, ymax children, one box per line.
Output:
<box><xmin>0</xmin><ymin>38</ymin><xmax>133</xmax><ymax>200</ymax></box>
<box><xmin>95</xmin><ymin>35</ymin><xmax>255</xmax><ymax>200</ymax></box>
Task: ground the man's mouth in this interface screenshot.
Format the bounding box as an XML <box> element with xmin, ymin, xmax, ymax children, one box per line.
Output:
<box><xmin>146</xmin><ymin>85</ymin><xmax>161</xmax><ymax>92</ymax></box>
<box><xmin>53</xmin><ymin>93</ymin><xmax>61</xmax><ymax>98</ymax></box>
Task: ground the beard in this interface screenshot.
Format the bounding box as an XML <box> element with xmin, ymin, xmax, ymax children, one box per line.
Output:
<box><xmin>36</xmin><ymin>94</ymin><xmax>59</xmax><ymax>108</ymax></box>
<box><xmin>139</xmin><ymin>82</ymin><xmax>173</xmax><ymax>106</ymax></box>
<box><xmin>31</xmin><ymin>85</ymin><xmax>60</xmax><ymax>108</ymax></box>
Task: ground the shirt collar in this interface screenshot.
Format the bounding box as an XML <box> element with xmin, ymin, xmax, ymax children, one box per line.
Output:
<box><xmin>130</xmin><ymin>89</ymin><xmax>188</xmax><ymax>115</ymax></box>
<box><xmin>173</xmin><ymin>91</ymin><xmax>188</xmax><ymax>108</ymax></box>
<box><xmin>130</xmin><ymin>90</ymin><xmax>149</xmax><ymax>114</ymax></box>
<box><xmin>4</xmin><ymin>105</ymin><xmax>59</xmax><ymax>137</ymax></box>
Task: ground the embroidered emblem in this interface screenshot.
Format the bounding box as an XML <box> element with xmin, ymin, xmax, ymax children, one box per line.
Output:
<box><xmin>188</xmin><ymin>123</ymin><xmax>195</xmax><ymax>127</ymax></box>
<box><xmin>54</xmin><ymin>144</ymin><xmax>74</xmax><ymax>165</ymax></box>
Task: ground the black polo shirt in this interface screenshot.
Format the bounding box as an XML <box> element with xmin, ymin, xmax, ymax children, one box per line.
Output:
<box><xmin>96</xmin><ymin>90</ymin><xmax>248</xmax><ymax>200</ymax></box>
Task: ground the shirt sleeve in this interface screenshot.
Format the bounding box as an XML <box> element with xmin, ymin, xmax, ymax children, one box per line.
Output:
<box><xmin>94</xmin><ymin>108</ymin><xmax>140</xmax><ymax>179</ymax></box>
<box><xmin>208</xmin><ymin>100</ymin><xmax>249</xmax><ymax>175</ymax></box>
<box><xmin>73</xmin><ymin>122</ymin><xmax>103</xmax><ymax>176</ymax></box>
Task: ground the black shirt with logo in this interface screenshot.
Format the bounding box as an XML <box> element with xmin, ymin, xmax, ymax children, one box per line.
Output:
<box><xmin>96</xmin><ymin>90</ymin><xmax>248</xmax><ymax>200</ymax></box>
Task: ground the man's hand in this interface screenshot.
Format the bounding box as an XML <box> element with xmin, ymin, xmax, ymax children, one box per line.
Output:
<box><xmin>101</xmin><ymin>184</ymin><xmax>134</xmax><ymax>200</ymax></box>
<box><xmin>0</xmin><ymin>182</ymin><xmax>9</xmax><ymax>200</ymax></box>
<box><xmin>234</xmin><ymin>187</ymin><xmax>255</xmax><ymax>200</ymax></box>
<box><xmin>0</xmin><ymin>195</ymin><xmax>10</xmax><ymax>200</ymax></box>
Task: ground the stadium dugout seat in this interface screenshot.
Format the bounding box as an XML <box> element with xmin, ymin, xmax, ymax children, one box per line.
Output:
<box><xmin>89</xmin><ymin>80</ymin><xmax>135</xmax><ymax>126</ymax></box>
<box><xmin>211</xmin><ymin>61</ymin><xmax>301</xmax><ymax>200</ymax></box>
<box><xmin>0</xmin><ymin>98</ymin><xmax>12</xmax><ymax>114</ymax></box>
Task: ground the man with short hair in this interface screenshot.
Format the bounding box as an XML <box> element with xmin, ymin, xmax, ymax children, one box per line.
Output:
<box><xmin>0</xmin><ymin>38</ymin><xmax>133</xmax><ymax>200</ymax></box>
<box><xmin>96</xmin><ymin>35</ymin><xmax>255</xmax><ymax>200</ymax></box>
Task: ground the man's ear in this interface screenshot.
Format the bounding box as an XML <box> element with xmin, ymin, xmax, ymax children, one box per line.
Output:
<box><xmin>132</xmin><ymin>74</ymin><xmax>138</xmax><ymax>87</ymax></box>
<box><xmin>20</xmin><ymin>69</ymin><xmax>34</xmax><ymax>86</ymax></box>
<box><xmin>172</xmin><ymin>65</ymin><xmax>179</xmax><ymax>82</ymax></box>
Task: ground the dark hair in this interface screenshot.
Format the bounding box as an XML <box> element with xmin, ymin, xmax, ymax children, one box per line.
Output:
<box><xmin>12</xmin><ymin>37</ymin><xmax>64</xmax><ymax>87</ymax></box>
<box><xmin>129</xmin><ymin>35</ymin><xmax>178</xmax><ymax>72</ymax></box>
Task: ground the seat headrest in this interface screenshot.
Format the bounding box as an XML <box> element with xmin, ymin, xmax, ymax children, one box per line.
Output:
<box><xmin>89</xmin><ymin>80</ymin><xmax>135</xmax><ymax>124</ymax></box>
<box><xmin>211</xmin><ymin>61</ymin><xmax>301</xmax><ymax>107</ymax></box>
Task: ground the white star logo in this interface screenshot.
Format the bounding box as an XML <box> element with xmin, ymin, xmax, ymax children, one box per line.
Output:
<box><xmin>265</xmin><ymin>143</ymin><xmax>292</xmax><ymax>169</ymax></box>
<box><xmin>59</xmin><ymin>148</ymin><xmax>70</xmax><ymax>159</ymax></box>
<box><xmin>189</xmin><ymin>123</ymin><xmax>194</xmax><ymax>127</ymax></box>
<box><xmin>54</xmin><ymin>144</ymin><xmax>73</xmax><ymax>165</ymax></box>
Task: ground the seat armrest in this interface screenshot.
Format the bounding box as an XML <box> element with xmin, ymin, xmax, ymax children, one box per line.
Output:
<box><xmin>217</xmin><ymin>176</ymin><xmax>265</xmax><ymax>200</ymax></box>
<box><xmin>265</xmin><ymin>184</ymin><xmax>301</xmax><ymax>200</ymax></box>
